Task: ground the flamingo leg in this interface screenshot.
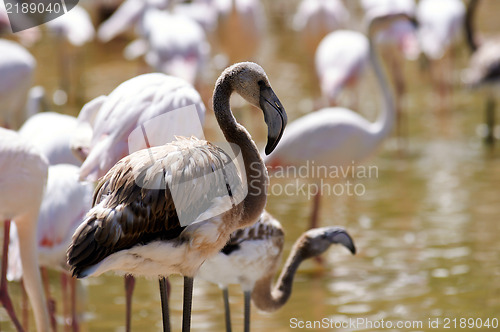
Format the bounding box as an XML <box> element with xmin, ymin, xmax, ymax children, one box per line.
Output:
<box><xmin>53</xmin><ymin>35</ymin><xmax>69</xmax><ymax>105</ymax></box>
<box><xmin>159</xmin><ymin>277</ymin><xmax>171</xmax><ymax>332</ymax></box>
<box><xmin>20</xmin><ymin>279</ymin><xmax>29</xmax><ymax>331</ymax></box>
<box><xmin>124</xmin><ymin>274</ymin><xmax>135</xmax><ymax>332</ymax></box>
<box><xmin>41</xmin><ymin>267</ymin><xmax>57</xmax><ymax>331</ymax></box>
<box><xmin>222</xmin><ymin>288</ymin><xmax>232</xmax><ymax>332</ymax></box>
<box><xmin>243</xmin><ymin>291</ymin><xmax>251</xmax><ymax>332</ymax></box>
<box><xmin>389</xmin><ymin>51</ymin><xmax>407</xmax><ymax>152</ymax></box>
<box><xmin>15</xmin><ymin>218</ymin><xmax>50</xmax><ymax>332</ymax></box>
<box><xmin>182</xmin><ymin>277</ymin><xmax>194</xmax><ymax>332</ymax></box>
<box><xmin>70</xmin><ymin>277</ymin><xmax>79</xmax><ymax>332</ymax></box>
<box><xmin>0</xmin><ymin>220</ymin><xmax>24</xmax><ymax>332</ymax></box>
<box><xmin>485</xmin><ymin>97</ymin><xmax>496</xmax><ymax>146</ymax></box>
<box><xmin>61</xmin><ymin>273</ymin><xmax>70</xmax><ymax>331</ymax></box>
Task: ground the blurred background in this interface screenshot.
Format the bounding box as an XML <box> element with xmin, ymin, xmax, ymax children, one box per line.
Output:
<box><xmin>1</xmin><ymin>0</ymin><xmax>500</xmax><ymax>331</ymax></box>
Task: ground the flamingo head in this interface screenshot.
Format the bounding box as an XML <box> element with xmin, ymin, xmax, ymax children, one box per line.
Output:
<box><xmin>223</xmin><ymin>62</ymin><xmax>288</xmax><ymax>155</ymax></box>
<box><xmin>298</xmin><ymin>227</ymin><xmax>356</xmax><ymax>259</ymax></box>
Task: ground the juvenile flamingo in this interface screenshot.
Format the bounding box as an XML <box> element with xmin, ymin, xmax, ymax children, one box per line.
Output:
<box><xmin>198</xmin><ymin>210</ymin><xmax>355</xmax><ymax>332</ymax></box>
<box><xmin>72</xmin><ymin>72</ymin><xmax>206</xmax><ymax>331</ymax></box>
<box><xmin>67</xmin><ymin>62</ymin><xmax>287</xmax><ymax>332</ymax></box>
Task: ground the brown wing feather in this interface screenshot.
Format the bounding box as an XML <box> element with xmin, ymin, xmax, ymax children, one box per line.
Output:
<box><xmin>68</xmin><ymin>138</ymin><xmax>241</xmax><ymax>278</ymax></box>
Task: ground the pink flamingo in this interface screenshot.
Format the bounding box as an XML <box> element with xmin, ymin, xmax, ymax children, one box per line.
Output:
<box><xmin>20</xmin><ymin>112</ymin><xmax>82</xmax><ymax>166</ymax></box>
<box><xmin>361</xmin><ymin>0</ymin><xmax>420</xmax><ymax>142</ymax></box>
<box><xmin>97</xmin><ymin>0</ymin><xmax>209</xmax><ymax>86</ymax></box>
<box><xmin>44</xmin><ymin>5</ymin><xmax>95</xmax><ymax>105</ymax></box>
<box><xmin>315</xmin><ymin>30</ymin><xmax>369</xmax><ymax>106</ymax></box>
<box><xmin>416</xmin><ymin>0</ymin><xmax>465</xmax><ymax>105</ymax></box>
<box><xmin>76</xmin><ymin>73</ymin><xmax>206</xmax><ymax>182</ymax></box>
<box><xmin>293</xmin><ymin>0</ymin><xmax>349</xmax><ymax>56</ymax></box>
<box><xmin>214</xmin><ymin>0</ymin><xmax>264</xmax><ymax>63</ymax></box>
<box><xmin>8</xmin><ymin>164</ymin><xmax>93</xmax><ymax>331</ymax></box>
<box><xmin>266</xmin><ymin>12</ymin><xmax>409</xmax><ymax>229</ymax></box>
<box><xmin>0</xmin><ymin>128</ymin><xmax>50</xmax><ymax>332</ymax></box>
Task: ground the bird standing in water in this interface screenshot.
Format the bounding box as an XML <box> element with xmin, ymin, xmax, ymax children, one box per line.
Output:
<box><xmin>198</xmin><ymin>210</ymin><xmax>356</xmax><ymax>332</ymax></box>
<box><xmin>67</xmin><ymin>62</ymin><xmax>287</xmax><ymax>332</ymax></box>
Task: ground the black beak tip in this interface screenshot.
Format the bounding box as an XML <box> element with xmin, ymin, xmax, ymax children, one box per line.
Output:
<box><xmin>264</xmin><ymin>142</ymin><xmax>275</xmax><ymax>155</ymax></box>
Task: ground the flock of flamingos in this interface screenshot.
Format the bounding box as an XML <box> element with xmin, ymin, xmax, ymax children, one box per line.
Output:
<box><xmin>0</xmin><ymin>0</ymin><xmax>498</xmax><ymax>331</ymax></box>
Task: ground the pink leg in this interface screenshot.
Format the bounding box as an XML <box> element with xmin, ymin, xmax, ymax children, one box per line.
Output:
<box><xmin>41</xmin><ymin>267</ymin><xmax>57</xmax><ymax>332</ymax></box>
<box><xmin>0</xmin><ymin>221</ymin><xmax>24</xmax><ymax>332</ymax></box>
<box><xmin>61</xmin><ymin>273</ymin><xmax>70</xmax><ymax>332</ymax></box>
<box><xmin>70</xmin><ymin>277</ymin><xmax>79</xmax><ymax>332</ymax></box>
<box><xmin>124</xmin><ymin>274</ymin><xmax>136</xmax><ymax>332</ymax></box>
<box><xmin>389</xmin><ymin>52</ymin><xmax>407</xmax><ymax>153</ymax></box>
<box><xmin>19</xmin><ymin>279</ymin><xmax>29</xmax><ymax>331</ymax></box>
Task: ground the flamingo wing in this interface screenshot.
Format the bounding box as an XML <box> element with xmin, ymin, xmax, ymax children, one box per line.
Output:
<box><xmin>68</xmin><ymin>138</ymin><xmax>243</xmax><ymax>277</ymax></box>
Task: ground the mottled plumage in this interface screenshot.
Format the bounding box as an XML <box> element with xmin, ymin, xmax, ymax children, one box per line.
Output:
<box><xmin>198</xmin><ymin>211</ymin><xmax>356</xmax><ymax>332</ymax></box>
<box><xmin>67</xmin><ymin>61</ymin><xmax>287</xmax><ymax>332</ymax></box>
<box><xmin>68</xmin><ymin>137</ymin><xmax>243</xmax><ymax>278</ymax></box>
<box><xmin>200</xmin><ymin>211</ymin><xmax>284</xmax><ymax>290</ymax></box>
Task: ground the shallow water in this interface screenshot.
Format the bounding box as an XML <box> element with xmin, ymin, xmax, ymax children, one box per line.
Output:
<box><xmin>2</xmin><ymin>0</ymin><xmax>500</xmax><ymax>331</ymax></box>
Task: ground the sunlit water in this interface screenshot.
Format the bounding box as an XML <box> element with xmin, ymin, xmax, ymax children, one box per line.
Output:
<box><xmin>1</xmin><ymin>0</ymin><xmax>500</xmax><ymax>331</ymax></box>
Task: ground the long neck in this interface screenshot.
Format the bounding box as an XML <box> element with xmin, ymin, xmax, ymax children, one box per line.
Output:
<box><xmin>251</xmin><ymin>247</ymin><xmax>304</xmax><ymax>312</ymax></box>
<box><xmin>213</xmin><ymin>79</ymin><xmax>268</xmax><ymax>227</ymax></box>
<box><xmin>465</xmin><ymin>0</ymin><xmax>479</xmax><ymax>53</ymax></box>
<box><xmin>369</xmin><ymin>35</ymin><xmax>395</xmax><ymax>140</ymax></box>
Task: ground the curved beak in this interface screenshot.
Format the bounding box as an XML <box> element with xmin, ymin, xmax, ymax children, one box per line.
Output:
<box><xmin>259</xmin><ymin>86</ymin><xmax>287</xmax><ymax>155</ymax></box>
<box><xmin>325</xmin><ymin>228</ymin><xmax>356</xmax><ymax>255</ymax></box>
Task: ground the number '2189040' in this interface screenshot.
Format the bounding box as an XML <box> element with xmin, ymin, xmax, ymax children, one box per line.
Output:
<box><xmin>443</xmin><ymin>317</ymin><xmax>498</xmax><ymax>329</ymax></box>
<box><xmin>5</xmin><ymin>1</ymin><xmax>63</xmax><ymax>15</ymax></box>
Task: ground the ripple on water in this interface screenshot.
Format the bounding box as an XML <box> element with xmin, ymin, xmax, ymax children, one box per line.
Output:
<box><xmin>337</xmin><ymin>304</ymin><xmax>372</xmax><ymax>314</ymax></box>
